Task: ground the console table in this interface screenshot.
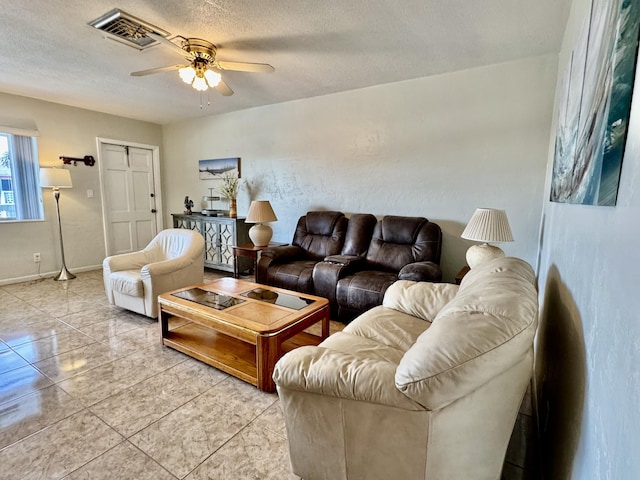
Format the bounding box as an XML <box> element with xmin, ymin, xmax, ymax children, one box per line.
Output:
<box><xmin>172</xmin><ymin>213</ymin><xmax>251</xmax><ymax>273</ymax></box>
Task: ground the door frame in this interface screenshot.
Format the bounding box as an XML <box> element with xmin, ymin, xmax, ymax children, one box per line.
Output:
<box><xmin>96</xmin><ymin>137</ymin><xmax>164</xmax><ymax>256</ymax></box>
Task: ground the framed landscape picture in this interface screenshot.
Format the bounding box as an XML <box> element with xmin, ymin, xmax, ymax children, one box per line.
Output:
<box><xmin>199</xmin><ymin>157</ymin><xmax>240</xmax><ymax>180</ymax></box>
<box><xmin>550</xmin><ymin>0</ymin><xmax>640</xmax><ymax>206</ymax></box>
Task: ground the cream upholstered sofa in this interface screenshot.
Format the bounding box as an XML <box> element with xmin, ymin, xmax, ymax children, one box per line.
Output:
<box><xmin>103</xmin><ymin>229</ymin><xmax>204</xmax><ymax>318</ymax></box>
<box><xmin>273</xmin><ymin>256</ymin><xmax>538</xmax><ymax>480</ymax></box>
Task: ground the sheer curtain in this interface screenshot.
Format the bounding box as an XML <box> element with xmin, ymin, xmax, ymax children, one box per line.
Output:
<box><xmin>11</xmin><ymin>135</ymin><xmax>42</xmax><ymax>220</ymax></box>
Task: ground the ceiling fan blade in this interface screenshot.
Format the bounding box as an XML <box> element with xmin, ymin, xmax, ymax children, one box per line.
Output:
<box><xmin>217</xmin><ymin>61</ymin><xmax>275</xmax><ymax>73</ymax></box>
<box><xmin>131</xmin><ymin>64</ymin><xmax>185</xmax><ymax>76</ymax></box>
<box><xmin>216</xmin><ymin>80</ymin><xmax>234</xmax><ymax>96</ymax></box>
<box><xmin>146</xmin><ymin>32</ymin><xmax>192</xmax><ymax>59</ymax></box>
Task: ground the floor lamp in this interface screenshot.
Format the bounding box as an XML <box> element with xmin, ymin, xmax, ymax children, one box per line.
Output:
<box><xmin>40</xmin><ymin>168</ymin><xmax>76</xmax><ymax>281</ymax></box>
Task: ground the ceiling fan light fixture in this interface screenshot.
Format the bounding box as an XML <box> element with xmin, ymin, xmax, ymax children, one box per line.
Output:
<box><xmin>178</xmin><ymin>66</ymin><xmax>196</xmax><ymax>84</ymax></box>
<box><xmin>204</xmin><ymin>69</ymin><xmax>222</xmax><ymax>87</ymax></box>
<box><xmin>192</xmin><ymin>76</ymin><xmax>208</xmax><ymax>91</ymax></box>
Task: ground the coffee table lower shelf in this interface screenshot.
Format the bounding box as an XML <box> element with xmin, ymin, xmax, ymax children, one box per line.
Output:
<box><xmin>164</xmin><ymin>319</ymin><xmax>323</xmax><ymax>390</ymax></box>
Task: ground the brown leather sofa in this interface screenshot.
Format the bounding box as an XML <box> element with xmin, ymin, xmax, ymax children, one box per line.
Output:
<box><xmin>257</xmin><ymin>211</ymin><xmax>442</xmax><ymax>321</ymax></box>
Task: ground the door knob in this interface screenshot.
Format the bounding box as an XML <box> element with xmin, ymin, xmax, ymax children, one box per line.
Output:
<box><xmin>151</xmin><ymin>209</ymin><xmax>157</xmax><ymax>213</ymax></box>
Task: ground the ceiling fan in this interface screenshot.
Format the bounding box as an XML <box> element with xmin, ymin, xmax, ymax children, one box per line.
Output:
<box><xmin>131</xmin><ymin>33</ymin><xmax>274</xmax><ymax>96</ymax></box>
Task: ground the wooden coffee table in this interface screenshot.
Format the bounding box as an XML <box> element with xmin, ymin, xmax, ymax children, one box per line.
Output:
<box><xmin>158</xmin><ymin>278</ymin><xmax>329</xmax><ymax>392</ymax></box>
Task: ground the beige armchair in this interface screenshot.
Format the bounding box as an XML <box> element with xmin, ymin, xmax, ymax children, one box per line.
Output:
<box><xmin>103</xmin><ymin>228</ymin><xmax>205</xmax><ymax>318</ymax></box>
<box><xmin>273</xmin><ymin>257</ymin><xmax>538</xmax><ymax>480</ymax></box>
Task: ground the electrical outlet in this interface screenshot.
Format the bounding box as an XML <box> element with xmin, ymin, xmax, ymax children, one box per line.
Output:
<box><xmin>33</xmin><ymin>253</ymin><xmax>41</xmax><ymax>263</ymax></box>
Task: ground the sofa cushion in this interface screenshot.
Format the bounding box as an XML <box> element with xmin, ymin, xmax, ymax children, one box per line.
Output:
<box><xmin>293</xmin><ymin>211</ymin><xmax>348</xmax><ymax>260</ymax></box>
<box><xmin>344</xmin><ymin>305</ymin><xmax>431</xmax><ymax>352</ymax></box>
<box><xmin>321</xmin><ymin>330</ymin><xmax>406</xmax><ymax>365</ymax></box>
<box><xmin>336</xmin><ymin>270</ymin><xmax>398</xmax><ymax>314</ymax></box>
<box><xmin>366</xmin><ymin>216</ymin><xmax>441</xmax><ymax>272</ymax></box>
<box><xmin>383</xmin><ymin>280</ymin><xmax>459</xmax><ymax>322</ymax></box>
<box><xmin>341</xmin><ymin>213</ymin><xmax>377</xmax><ymax>257</ymax></box>
<box><xmin>109</xmin><ymin>270</ymin><xmax>143</xmax><ymax>296</ymax></box>
<box><xmin>264</xmin><ymin>260</ymin><xmax>317</xmax><ymax>294</ymax></box>
<box><xmin>395</xmin><ymin>257</ymin><xmax>538</xmax><ymax>410</ymax></box>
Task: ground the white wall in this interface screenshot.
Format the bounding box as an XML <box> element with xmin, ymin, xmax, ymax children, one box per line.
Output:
<box><xmin>0</xmin><ymin>92</ymin><xmax>162</xmax><ymax>284</ymax></box>
<box><xmin>536</xmin><ymin>0</ymin><xmax>640</xmax><ymax>477</ymax></box>
<box><xmin>162</xmin><ymin>55</ymin><xmax>557</xmax><ymax>281</ymax></box>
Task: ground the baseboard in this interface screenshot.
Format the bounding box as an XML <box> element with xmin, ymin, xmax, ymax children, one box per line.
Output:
<box><xmin>0</xmin><ymin>264</ymin><xmax>103</xmax><ymax>286</ymax></box>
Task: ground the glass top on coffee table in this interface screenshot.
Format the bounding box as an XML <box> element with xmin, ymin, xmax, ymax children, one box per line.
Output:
<box><xmin>240</xmin><ymin>288</ymin><xmax>315</xmax><ymax>310</ymax></box>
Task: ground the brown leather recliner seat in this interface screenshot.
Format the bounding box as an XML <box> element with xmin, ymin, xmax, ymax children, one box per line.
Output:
<box><xmin>324</xmin><ymin>216</ymin><xmax>442</xmax><ymax>321</ymax></box>
<box><xmin>256</xmin><ymin>211</ymin><xmax>348</xmax><ymax>294</ymax></box>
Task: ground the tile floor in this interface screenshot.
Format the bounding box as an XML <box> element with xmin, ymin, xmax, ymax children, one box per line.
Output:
<box><xmin>0</xmin><ymin>269</ymin><xmax>342</xmax><ymax>480</ymax></box>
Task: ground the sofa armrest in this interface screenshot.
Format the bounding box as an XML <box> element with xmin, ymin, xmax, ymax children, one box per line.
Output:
<box><xmin>141</xmin><ymin>256</ymin><xmax>194</xmax><ymax>277</ymax></box>
<box><xmin>312</xmin><ymin>256</ymin><xmax>366</xmax><ymax>314</ymax></box>
<box><xmin>260</xmin><ymin>244</ymin><xmax>304</xmax><ymax>261</ymax></box>
<box><xmin>322</xmin><ymin>254</ymin><xmax>366</xmax><ymax>266</ymax></box>
<box><xmin>383</xmin><ymin>280</ymin><xmax>459</xmax><ymax>322</ymax></box>
<box><xmin>103</xmin><ymin>250</ymin><xmax>149</xmax><ymax>273</ymax></box>
<box><xmin>256</xmin><ymin>245</ymin><xmax>304</xmax><ymax>283</ymax></box>
<box><xmin>273</xmin><ymin>346</ymin><xmax>423</xmax><ymax>410</ymax></box>
<box><xmin>398</xmin><ymin>261</ymin><xmax>442</xmax><ymax>282</ymax></box>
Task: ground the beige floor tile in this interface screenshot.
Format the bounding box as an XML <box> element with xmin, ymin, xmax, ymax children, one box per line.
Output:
<box><xmin>251</xmin><ymin>400</ymin><xmax>288</xmax><ymax>438</ymax></box>
<box><xmin>198</xmin><ymin>375</ymin><xmax>279</xmax><ymax>417</ymax></box>
<box><xmin>77</xmin><ymin>313</ymin><xmax>154</xmax><ymax>340</ymax></box>
<box><xmin>0</xmin><ymin>318</ymin><xmax>76</xmax><ymax>348</ymax></box>
<box><xmin>130</xmin><ymin>378</ymin><xmax>277</xmax><ymax>479</ymax></box>
<box><xmin>1</xmin><ymin>278</ymin><xmax>66</xmax><ymax>298</ymax></box>
<box><xmin>0</xmin><ymin>410</ymin><xmax>123</xmax><ymax>480</ymax></box>
<box><xmin>63</xmin><ymin>441</ymin><xmax>176</xmax><ymax>480</ymax></box>
<box><xmin>96</xmin><ymin>321</ymin><xmax>160</xmax><ymax>351</ymax></box>
<box><xmin>57</xmin><ymin>305</ymin><xmax>131</xmax><ymax>329</ymax></box>
<box><xmin>12</xmin><ymin>330</ymin><xmax>97</xmax><ymax>363</ymax></box>
<box><xmin>33</xmin><ymin>341</ymin><xmax>141</xmax><ymax>383</ymax></box>
<box><xmin>0</xmin><ymin>364</ymin><xmax>53</xmax><ymax>405</ymax></box>
<box><xmin>56</xmin><ymin>344</ymin><xmax>187</xmax><ymax>406</ymax></box>
<box><xmin>0</xmin><ymin>307</ymin><xmax>55</xmax><ymax>331</ymax></box>
<box><xmin>90</xmin><ymin>360</ymin><xmax>228</xmax><ymax>437</ymax></box>
<box><xmin>31</xmin><ymin>296</ymin><xmax>108</xmax><ymax>319</ymax></box>
<box><xmin>0</xmin><ymin>295</ymin><xmax>27</xmax><ymax>312</ymax></box>
<box><xmin>185</xmin><ymin>420</ymin><xmax>299</xmax><ymax>480</ymax></box>
<box><xmin>0</xmin><ymin>349</ymin><xmax>29</xmax><ymax>374</ymax></box>
<box><xmin>0</xmin><ymin>385</ymin><xmax>83</xmax><ymax>449</ymax></box>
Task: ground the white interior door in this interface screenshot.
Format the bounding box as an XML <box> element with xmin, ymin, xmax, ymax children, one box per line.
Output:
<box><xmin>100</xmin><ymin>142</ymin><xmax>159</xmax><ymax>255</ymax></box>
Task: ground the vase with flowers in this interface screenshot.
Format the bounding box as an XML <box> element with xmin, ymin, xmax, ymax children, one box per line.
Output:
<box><xmin>217</xmin><ymin>171</ymin><xmax>240</xmax><ymax>218</ymax></box>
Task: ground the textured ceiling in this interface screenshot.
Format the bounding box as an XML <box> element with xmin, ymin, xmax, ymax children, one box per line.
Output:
<box><xmin>0</xmin><ymin>0</ymin><xmax>571</xmax><ymax>125</ymax></box>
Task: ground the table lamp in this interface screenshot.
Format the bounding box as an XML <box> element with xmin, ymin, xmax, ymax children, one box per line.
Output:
<box><xmin>245</xmin><ymin>200</ymin><xmax>277</xmax><ymax>246</ymax></box>
<box><xmin>40</xmin><ymin>167</ymin><xmax>76</xmax><ymax>280</ymax></box>
<box><xmin>461</xmin><ymin>208</ymin><xmax>513</xmax><ymax>268</ymax></box>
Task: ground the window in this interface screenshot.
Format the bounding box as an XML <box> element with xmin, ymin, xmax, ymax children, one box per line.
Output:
<box><xmin>0</xmin><ymin>131</ymin><xmax>43</xmax><ymax>221</ymax></box>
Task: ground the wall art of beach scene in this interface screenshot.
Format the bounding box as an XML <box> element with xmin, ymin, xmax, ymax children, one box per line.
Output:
<box><xmin>199</xmin><ymin>158</ymin><xmax>240</xmax><ymax>180</ymax></box>
<box><xmin>551</xmin><ymin>0</ymin><xmax>640</xmax><ymax>206</ymax></box>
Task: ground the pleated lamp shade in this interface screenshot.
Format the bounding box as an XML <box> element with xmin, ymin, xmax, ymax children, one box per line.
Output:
<box><xmin>245</xmin><ymin>200</ymin><xmax>278</xmax><ymax>247</ymax></box>
<box><xmin>461</xmin><ymin>208</ymin><xmax>513</xmax><ymax>268</ymax></box>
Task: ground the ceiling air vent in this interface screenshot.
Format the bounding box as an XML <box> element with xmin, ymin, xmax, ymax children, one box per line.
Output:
<box><xmin>89</xmin><ymin>9</ymin><xmax>169</xmax><ymax>50</ymax></box>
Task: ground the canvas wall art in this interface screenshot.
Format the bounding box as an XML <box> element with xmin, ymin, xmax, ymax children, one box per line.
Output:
<box><xmin>199</xmin><ymin>157</ymin><xmax>240</xmax><ymax>180</ymax></box>
<box><xmin>551</xmin><ymin>0</ymin><xmax>640</xmax><ymax>206</ymax></box>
